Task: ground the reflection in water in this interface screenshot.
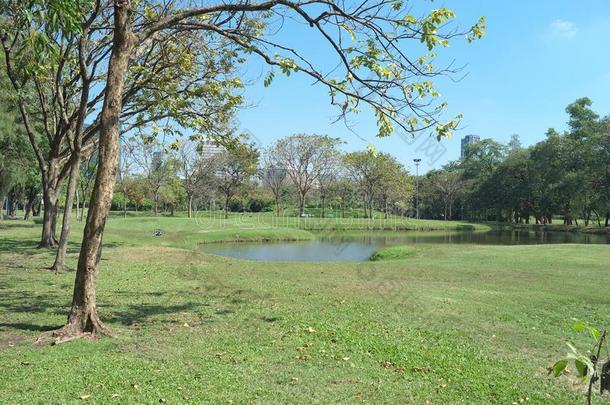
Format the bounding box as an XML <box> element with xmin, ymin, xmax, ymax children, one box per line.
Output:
<box><xmin>200</xmin><ymin>230</ymin><xmax>610</xmax><ymax>262</ymax></box>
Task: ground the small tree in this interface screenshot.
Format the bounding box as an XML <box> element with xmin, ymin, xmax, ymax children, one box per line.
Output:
<box><xmin>274</xmin><ymin>134</ymin><xmax>341</xmax><ymax>217</ymax></box>
<box><xmin>431</xmin><ymin>171</ymin><xmax>464</xmax><ymax>220</ymax></box>
<box><xmin>343</xmin><ymin>149</ymin><xmax>384</xmax><ymax>219</ymax></box>
<box><xmin>260</xmin><ymin>150</ymin><xmax>288</xmax><ymax>217</ymax></box>
<box><xmin>131</xmin><ymin>137</ymin><xmax>179</xmax><ymax>215</ymax></box>
<box><xmin>377</xmin><ymin>155</ymin><xmax>412</xmax><ymax>218</ymax></box>
<box><xmin>215</xmin><ymin>142</ymin><xmax>259</xmax><ymax>219</ymax></box>
<box><xmin>550</xmin><ymin>321</ymin><xmax>610</xmax><ymax>405</ymax></box>
<box><xmin>178</xmin><ymin>139</ymin><xmax>202</xmax><ymax>219</ymax></box>
<box><xmin>160</xmin><ymin>178</ymin><xmax>186</xmax><ymax>216</ymax></box>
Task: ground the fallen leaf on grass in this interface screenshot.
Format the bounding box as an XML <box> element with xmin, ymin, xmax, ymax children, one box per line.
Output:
<box><xmin>79</xmin><ymin>395</ymin><xmax>91</xmax><ymax>400</ymax></box>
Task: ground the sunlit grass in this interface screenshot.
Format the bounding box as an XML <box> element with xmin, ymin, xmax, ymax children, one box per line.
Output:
<box><xmin>0</xmin><ymin>219</ymin><xmax>607</xmax><ymax>403</ymax></box>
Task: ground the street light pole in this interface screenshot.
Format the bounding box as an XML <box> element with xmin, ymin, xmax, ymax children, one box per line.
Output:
<box><xmin>413</xmin><ymin>158</ymin><xmax>421</xmax><ymax>220</ymax></box>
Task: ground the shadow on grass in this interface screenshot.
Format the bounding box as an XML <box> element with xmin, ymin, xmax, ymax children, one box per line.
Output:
<box><xmin>0</xmin><ymin>322</ymin><xmax>63</xmax><ymax>332</ymax></box>
<box><xmin>0</xmin><ymin>222</ymin><xmax>37</xmax><ymax>230</ymax></box>
<box><xmin>0</xmin><ymin>238</ymin><xmax>123</xmax><ymax>256</ymax></box>
<box><xmin>0</xmin><ymin>239</ymin><xmax>44</xmax><ymax>255</ymax></box>
<box><xmin>105</xmin><ymin>302</ymin><xmax>206</xmax><ymax>326</ymax></box>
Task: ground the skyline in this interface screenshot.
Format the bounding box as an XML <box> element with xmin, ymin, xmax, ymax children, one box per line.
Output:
<box><xmin>236</xmin><ymin>0</ymin><xmax>610</xmax><ymax>173</ymax></box>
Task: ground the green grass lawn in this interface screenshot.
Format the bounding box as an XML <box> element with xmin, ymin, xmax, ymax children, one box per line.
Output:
<box><xmin>0</xmin><ymin>217</ymin><xmax>608</xmax><ymax>403</ymax></box>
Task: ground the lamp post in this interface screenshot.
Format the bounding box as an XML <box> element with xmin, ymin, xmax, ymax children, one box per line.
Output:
<box><xmin>413</xmin><ymin>158</ymin><xmax>421</xmax><ymax>220</ymax></box>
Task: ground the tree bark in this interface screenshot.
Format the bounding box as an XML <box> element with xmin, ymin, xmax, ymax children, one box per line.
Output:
<box><xmin>274</xmin><ymin>194</ymin><xmax>281</xmax><ymax>217</ymax></box>
<box><xmin>40</xmin><ymin>181</ymin><xmax>60</xmax><ymax>248</ymax></box>
<box><xmin>605</xmin><ymin>212</ymin><xmax>609</xmax><ymax>228</ymax></box>
<box><xmin>55</xmin><ymin>0</ymin><xmax>133</xmax><ymax>340</ymax></box>
<box><xmin>187</xmin><ymin>194</ymin><xmax>193</xmax><ymax>218</ymax></box>
<box><xmin>79</xmin><ymin>193</ymin><xmax>86</xmax><ymax>221</ymax></box>
<box><xmin>299</xmin><ymin>192</ymin><xmax>305</xmax><ymax>216</ymax></box>
<box><xmin>33</xmin><ymin>198</ymin><xmax>41</xmax><ymax>217</ymax></box>
<box><xmin>24</xmin><ymin>197</ymin><xmax>33</xmax><ymax>220</ymax></box>
<box><xmin>123</xmin><ymin>186</ymin><xmax>128</xmax><ymax>219</ymax></box>
<box><xmin>75</xmin><ymin>187</ymin><xmax>80</xmax><ymax>221</ymax></box>
<box><xmin>321</xmin><ymin>194</ymin><xmax>326</xmax><ymax>218</ymax></box>
<box><xmin>52</xmin><ymin>156</ymin><xmax>80</xmax><ymax>272</ymax></box>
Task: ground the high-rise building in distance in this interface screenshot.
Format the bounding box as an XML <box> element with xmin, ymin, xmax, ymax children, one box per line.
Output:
<box><xmin>461</xmin><ymin>135</ymin><xmax>480</xmax><ymax>157</ymax></box>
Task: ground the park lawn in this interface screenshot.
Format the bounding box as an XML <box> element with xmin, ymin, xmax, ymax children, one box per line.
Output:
<box><xmin>0</xmin><ymin>218</ymin><xmax>609</xmax><ymax>403</ymax></box>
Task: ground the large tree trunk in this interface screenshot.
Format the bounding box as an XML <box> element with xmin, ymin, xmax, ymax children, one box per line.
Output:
<box><xmin>40</xmin><ymin>182</ymin><xmax>60</xmax><ymax>248</ymax></box>
<box><xmin>24</xmin><ymin>197</ymin><xmax>33</xmax><ymax>220</ymax></box>
<box><xmin>605</xmin><ymin>212</ymin><xmax>609</xmax><ymax>228</ymax></box>
<box><xmin>75</xmin><ymin>187</ymin><xmax>80</xmax><ymax>221</ymax></box>
<box><xmin>7</xmin><ymin>189</ymin><xmax>17</xmax><ymax>217</ymax></box>
<box><xmin>39</xmin><ymin>158</ymin><xmax>66</xmax><ymax>248</ymax></box>
<box><xmin>52</xmin><ymin>156</ymin><xmax>80</xmax><ymax>272</ymax></box>
<box><xmin>79</xmin><ymin>191</ymin><xmax>86</xmax><ymax>221</ymax></box>
<box><xmin>32</xmin><ymin>198</ymin><xmax>41</xmax><ymax>217</ymax></box>
<box><xmin>54</xmin><ymin>1</ymin><xmax>133</xmax><ymax>340</ymax></box>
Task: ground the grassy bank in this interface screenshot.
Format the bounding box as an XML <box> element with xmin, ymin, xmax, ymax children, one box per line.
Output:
<box><xmin>11</xmin><ymin>213</ymin><xmax>490</xmax><ymax>249</ymax></box>
<box><xmin>492</xmin><ymin>221</ymin><xmax>610</xmax><ymax>235</ymax></box>
<box><xmin>369</xmin><ymin>245</ymin><xmax>419</xmax><ymax>261</ymax></box>
<box><xmin>1</xmin><ymin>219</ymin><xmax>609</xmax><ymax>403</ymax></box>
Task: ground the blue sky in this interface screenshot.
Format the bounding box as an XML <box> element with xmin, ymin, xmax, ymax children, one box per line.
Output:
<box><xmin>236</xmin><ymin>1</ymin><xmax>610</xmax><ymax>173</ymax></box>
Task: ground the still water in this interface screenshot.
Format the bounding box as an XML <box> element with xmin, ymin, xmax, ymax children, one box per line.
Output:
<box><xmin>200</xmin><ymin>230</ymin><xmax>610</xmax><ymax>262</ymax></box>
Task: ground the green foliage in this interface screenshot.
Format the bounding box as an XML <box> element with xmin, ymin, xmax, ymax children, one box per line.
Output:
<box><xmin>420</xmin><ymin>97</ymin><xmax>610</xmax><ymax>225</ymax></box>
<box><xmin>550</xmin><ymin>321</ymin><xmax>609</xmax><ymax>403</ymax></box>
<box><xmin>0</xmin><ymin>0</ymin><xmax>92</xmax><ymax>77</ymax></box>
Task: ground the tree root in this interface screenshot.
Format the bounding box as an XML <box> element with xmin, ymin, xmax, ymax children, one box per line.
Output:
<box><xmin>48</xmin><ymin>264</ymin><xmax>74</xmax><ymax>273</ymax></box>
<box><xmin>49</xmin><ymin>313</ymin><xmax>115</xmax><ymax>345</ymax></box>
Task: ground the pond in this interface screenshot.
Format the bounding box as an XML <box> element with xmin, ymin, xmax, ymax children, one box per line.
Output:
<box><xmin>200</xmin><ymin>229</ymin><xmax>610</xmax><ymax>262</ymax></box>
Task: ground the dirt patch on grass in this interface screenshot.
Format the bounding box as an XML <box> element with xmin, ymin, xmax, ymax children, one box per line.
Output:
<box><xmin>0</xmin><ymin>334</ymin><xmax>29</xmax><ymax>349</ymax></box>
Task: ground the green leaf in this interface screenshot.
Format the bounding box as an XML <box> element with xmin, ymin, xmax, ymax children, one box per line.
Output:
<box><xmin>575</xmin><ymin>359</ymin><xmax>588</xmax><ymax>379</ymax></box>
<box><xmin>590</xmin><ymin>328</ymin><xmax>601</xmax><ymax>341</ymax></box>
<box><xmin>572</xmin><ymin>321</ymin><xmax>587</xmax><ymax>332</ymax></box>
<box><xmin>551</xmin><ymin>359</ymin><xmax>568</xmax><ymax>377</ymax></box>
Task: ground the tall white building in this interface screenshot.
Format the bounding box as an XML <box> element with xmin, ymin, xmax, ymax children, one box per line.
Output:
<box><xmin>201</xmin><ymin>139</ymin><xmax>224</xmax><ymax>159</ymax></box>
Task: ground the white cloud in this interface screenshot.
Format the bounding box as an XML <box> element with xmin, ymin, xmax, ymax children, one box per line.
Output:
<box><xmin>549</xmin><ymin>19</ymin><xmax>579</xmax><ymax>38</ymax></box>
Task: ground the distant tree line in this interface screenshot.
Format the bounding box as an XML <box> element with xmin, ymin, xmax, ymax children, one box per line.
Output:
<box><xmin>419</xmin><ymin>98</ymin><xmax>610</xmax><ymax>227</ymax></box>
<box><xmin>110</xmin><ymin>133</ymin><xmax>414</xmax><ymax>220</ymax></box>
